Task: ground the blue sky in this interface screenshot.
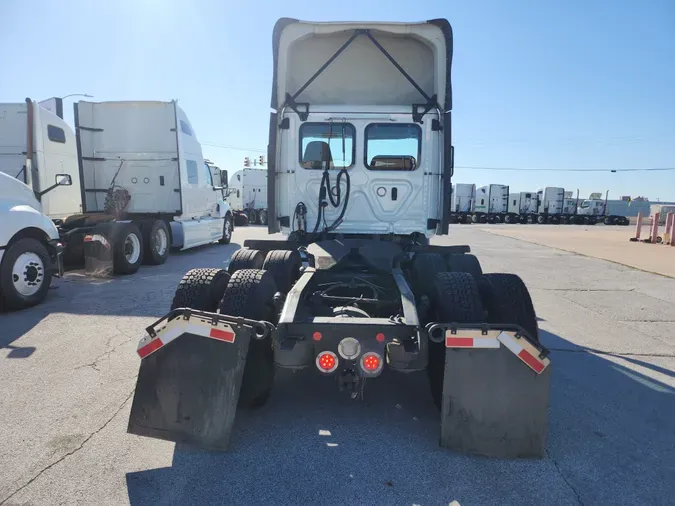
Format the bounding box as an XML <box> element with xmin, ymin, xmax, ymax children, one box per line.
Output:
<box><xmin>1</xmin><ymin>0</ymin><xmax>674</xmax><ymax>200</ymax></box>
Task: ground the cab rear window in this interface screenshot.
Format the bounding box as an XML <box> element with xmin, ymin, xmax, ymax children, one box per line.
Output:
<box><xmin>299</xmin><ymin>123</ymin><xmax>355</xmax><ymax>169</ymax></box>
<box><xmin>365</xmin><ymin>124</ymin><xmax>421</xmax><ymax>171</ymax></box>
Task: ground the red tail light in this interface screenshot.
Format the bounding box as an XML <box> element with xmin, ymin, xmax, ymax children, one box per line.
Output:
<box><xmin>316</xmin><ymin>351</ymin><xmax>338</xmax><ymax>373</ymax></box>
<box><xmin>360</xmin><ymin>352</ymin><xmax>383</xmax><ymax>374</ymax></box>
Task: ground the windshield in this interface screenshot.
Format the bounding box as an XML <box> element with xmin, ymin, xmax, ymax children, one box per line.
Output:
<box><xmin>580</xmin><ymin>201</ymin><xmax>591</xmax><ymax>208</ymax></box>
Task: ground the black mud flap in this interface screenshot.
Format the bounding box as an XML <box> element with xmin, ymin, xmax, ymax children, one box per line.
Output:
<box><xmin>83</xmin><ymin>223</ymin><xmax>114</xmax><ymax>277</ymax></box>
<box><xmin>127</xmin><ymin>310</ymin><xmax>267</xmax><ymax>451</ymax></box>
<box><xmin>440</xmin><ymin>344</ymin><xmax>551</xmax><ymax>458</ymax></box>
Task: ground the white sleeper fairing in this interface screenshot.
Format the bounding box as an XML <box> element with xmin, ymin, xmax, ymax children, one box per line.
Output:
<box><xmin>268</xmin><ymin>19</ymin><xmax>454</xmax><ymax>238</ymax></box>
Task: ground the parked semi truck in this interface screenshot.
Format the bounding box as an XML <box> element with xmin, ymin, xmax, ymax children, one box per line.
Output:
<box><xmin>226</xmin><ymin>167</ymin><xmax>268</xmax><ymax>225</ymax></box>
<box><xmin>507</xmin><ymin>191</ymin><xmax>538</xmax><ymax>223</ymax></box>
<box><xmin>448</xmin><ymin>183</ymin><xmax>475</xmax><ymax>223</ymax></box>
<box><xmin>471</xmin><ymin>184</ymin><xmax>509</xmax><ymax>223</ymax></box>
<box><xmin>577</xmin><ymin>191</ymin><xmax>630</xmax><ymax>225</ymax></box>
<box><xmin>127</xmin><ymin>18</ymin><xmax>551</xmax><ymax>458</ymax></box>
<box><xmin>0</xmin><ymin>99</ymin><xmax>234</xmax><ymax>280</ymax></box>
<box><xmin>0</xmin><ymin>172</ymin><xmax>69</xmax><ymax>308</ymax></box>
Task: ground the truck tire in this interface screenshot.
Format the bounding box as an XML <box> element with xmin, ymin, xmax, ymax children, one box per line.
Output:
<box><xmin>493</xmin><ymin>214</ymin><xmax>502</xmax><ymax>223</ymax></box>
<box><xmin>170</xmin><ymin>268</ymin><xmax>231</xmax><ymax>312</ymax></box>
<box><xmin>219</xmin><ymin>269</ymin><xmax>277</xmax><ymax>408</ymax></box>
<box><xmin>471</xmin><ymin>214</ymin><xmax>479</xmax><ymax>223</ymax></box>
<box><xmin>551</xmin><ymin>215</ymin><xmax>560</xmax><ymax>224</ymax></box>
<box><xmin>258</xmin><ymin>210</ymin><xmax>268</xmax><ymax>226</ymax></box>
<box><xmin>227</xmin><ymin>248</ymin><xmax>264</xmax><ymax>274</ymax></box>
<box><xmin>428</xmin><ymin>272</ymin><xmax>486</xmax><ymax>409</ymax></box>
<box><xmin>504</xmin><ymin>215</ymin><xmax>512</xmax><ymax>224</ymax></box>
<box><xmin>537</xmin><ymin>215</ymin><xmax>546</xmax><ymax>224</ymax></box>
<box><xmin>410</xmin><ymin>252</ymin><xmax>446</xmax><ymax>297</ymax></box>
<box><xmin>248</xmin><ymin>209</ymin><xmax>259</xmax><ymax>225</ymax></box>
<box><xmin>525</xmin><ymin>215</ymin><xmax>533</xmax><ymax>224</ymax></box>
<box><xmin>94</xmin><ymin>222</ymin><xmax>143</xmax><ymax>275</ymax></box>
<box><xmin>446</xmin><ymin>253</ymin><xmax>483</xmax><ymax>277</ymax></box>
<box><xmin>477</xmin><ymin>273</ymin><xmax>539</xmax><ymax>343</ymax></box>
<box><xmin>479</xmin><ymin>215</ymin><xmax>488</xmax><ymax>224</ymax></box>
<box><xmin>262</xmin><ymin>249</ymin><xmax>301</xmax><ymax>293</ymax></box>
<box><xmin>0</xmin><ymin>238</ymin><xmax>52</xmax><ymax>310</ymax></box>
<box><xmin>604</xmin><ymin>216</ymin><xmax>614</xmax><ymax>225</ymax></box>
<box><xmin>142</xmin><ymin>219</ymin><xmax>170</xmax><ymax>265</ymax></box>
<box><xmin>219</xmin><ymin>214</ymin><xmax>233</xmax><ymax>244</ymax></box>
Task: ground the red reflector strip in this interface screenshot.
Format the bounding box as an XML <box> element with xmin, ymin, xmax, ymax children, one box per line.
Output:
<box><xmin>445</xmin><ymin>336</ymin><xmax>500</xmax><ymax>349</ymax></box>
<box><xmin>138</xmin><ymin>338</ymin><xmax>163</xmax><ymax>358</ymax></box>
<box><xmin>209</xmin><ymin>328</ymin><xmax>235</xmax><ymax>342</ymax></box>
<box><xmin>446</xmin><ymin>337</ymin><xmax>474</xmax><ymax>347</ymax></box>
<box><xmin>518</xmin><ymin>349</ymin><xmax>545</xmax><ymax>373</ymax></box>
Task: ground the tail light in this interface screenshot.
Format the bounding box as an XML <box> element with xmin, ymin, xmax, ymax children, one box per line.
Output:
<box><xmin>316</xmin><ymin>351</ymin><xmax>338</xmax><ymax>373</ymax></box>
<box><xmin>360</xmin><ymin>352</ymin><xmax>383</xmax><ymax>374</ymax></box>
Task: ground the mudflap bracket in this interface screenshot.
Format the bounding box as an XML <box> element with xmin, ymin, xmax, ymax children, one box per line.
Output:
<box><xmin>426</xmin><ymin>323</ymin><xmax>551</xmax><ymax>458</ymax></box>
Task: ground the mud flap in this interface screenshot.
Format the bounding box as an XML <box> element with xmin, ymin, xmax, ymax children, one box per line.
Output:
<box><xmin>440</xmin><ymin>345</ymin><xmax>550</xmax><ymax>458</ymax></box>
<box><xmin>83</xmin><ymin>223</ymin><xmax>114</xmax><ymax>277</ymax></box>
<box><xmin>127</xmin><ymin>310</ymin><xmax>267</xmax><ymax>450</ymax></box>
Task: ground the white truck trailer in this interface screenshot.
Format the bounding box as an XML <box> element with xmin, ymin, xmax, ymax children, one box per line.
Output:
<box><xmin>472</xmin><ymin>184</ymin><xmax>509</xmax><ymax>223</ymax></box>
<box><xmin>448</xmin><ymin>183</ymin><xmax>475</xmax><ymax>223</ymax></box>
<box><xmin>127</xmin><ymin>18</ymin><xmax>551</xmax><ymax>459</ymax></box>
<box><xmin>1</xmin><ymin>99</ymin><xmax>234</xmax><ymax>280</ymax></box>
<box><xmin>226</xmin><ymin>167</ymin><xmax>268</xmax><ymax>225</ymax></box>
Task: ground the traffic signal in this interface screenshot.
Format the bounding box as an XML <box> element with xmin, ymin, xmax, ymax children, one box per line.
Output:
<box><xmin>244</xmin><ymin>157</ymin><xmax>250</xmax><ymax>167</ymax></box>
<box><xmin>259</xmin><ymin>155</ymin><xmax>265</xmax><ymax>166</ymax></box>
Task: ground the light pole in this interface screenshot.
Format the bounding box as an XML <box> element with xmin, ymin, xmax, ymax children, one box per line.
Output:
<box><xmin>59</xmin><ymin>93</ymin><xmax>94</xmax><ymax>100</ymax></box>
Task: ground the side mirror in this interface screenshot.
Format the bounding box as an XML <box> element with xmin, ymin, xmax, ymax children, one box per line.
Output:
<box><xmin>37</xmin><ymin>173</ymin><xmax>74</xmax><ymax>199</ymax></box>
<box><xmin>56</xmin><ymin>174</ymin><xmax>72</xmax><ymax>186</ymax></box>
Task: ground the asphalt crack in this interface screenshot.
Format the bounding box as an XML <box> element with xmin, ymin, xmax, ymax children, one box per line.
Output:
<box><xmin>550</xmin><ymin>348</ymin><xmax>675</xmax><ymax>358</ymax></box>
<box><xmin>74</xmin><ymin>333</ymin><xmax>137</xmax><ymax>372</ymax></box>
<box><xmin>545</xmin><ymin>448</ymin><xmax>584</xmax><ymax>505</ymax></box>
<box><xmin>0</xmin><ymin>388</ymin><xmax>135</xmax><ymax>505</ymax></box>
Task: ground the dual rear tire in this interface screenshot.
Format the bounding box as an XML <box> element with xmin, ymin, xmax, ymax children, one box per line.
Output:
<box><xmin>172</xmin><ymin>249</ymin><xmax>300</xmax><ymax>409</ymax></box>
<box><xmin>426</xmin><ymin>270</ymin><xmax>539</xmax><ymax>410</ymax></box>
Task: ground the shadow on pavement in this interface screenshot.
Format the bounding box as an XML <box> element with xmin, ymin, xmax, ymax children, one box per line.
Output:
<box><xmin>0</xmin><ymin>242</ymin><xmax>241</xmax><ymax>353</ymax></box>
<box><xmin>125</xmin><ymin>330</ymin><xmax>675</xmax><ymax>505</ymax></box>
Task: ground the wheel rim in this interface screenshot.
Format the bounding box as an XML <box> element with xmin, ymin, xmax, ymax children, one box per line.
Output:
<box><xmin>224</xmin><ymin>218</ymin><xmax>232</xmax><ymax>239</ymax></box>
<box><xmin>154</xmin><ymin>227</ymin><xmax>168</xmax><ymax>256</ymax></box>
<box><xmin>12</xmin><ymin>252</ymin><xmax>45</xmax><ymax>296</ymax></box>
<box><xmin>124</xmin><ymin>233</ymin><xmax>141</xmax><ymax>264</ymax></box>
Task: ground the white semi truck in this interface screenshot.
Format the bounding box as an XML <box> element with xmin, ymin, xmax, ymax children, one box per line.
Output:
<box><xmin>0</xmin><ymin>99</ymin><xmax>234</xmax><ymax>283</ymax></box>
<box><xmin>448</xmin><ymin>183</ymin><xmax>475</xmax><ymax>224</ymax></box>
<box><xmin>577</xmin><ymin>191</ymin><xmax>630</xmax><ymax>225</ymax></box>
<box><xmin>0</xmin><ymin>172</ymin><xmax>70</xmax><ymax>309</ymax></box>
<box><xmin>127</xmin><ymin>18</ymin><xmax>551</xmax><ymax>459</ymax></box>
<box><xmin>471</xmin><ymin>184</ymin><xmax>509</xmax><ymax>223</ymax></box>
<box><xmin>226</xmin><ymin>167</ymin><xmax>268</xmax><ymax>225</ymax></box>
<box><xmin>507</xmin><ymin>191</ymin><xmax>538</xmax><ymax>223</ymax></box>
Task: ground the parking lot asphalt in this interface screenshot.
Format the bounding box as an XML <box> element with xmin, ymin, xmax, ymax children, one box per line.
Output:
<box><xmin>1</xmin><ymin>226</ymin><xmax>674</xmax><ymax>505</ymax></box>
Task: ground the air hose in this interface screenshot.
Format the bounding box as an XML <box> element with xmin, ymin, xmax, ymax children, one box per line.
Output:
<box><xmin>312</xmin><ymin>167</ymin><xmax>350</xmax><ymax>234</ymax></box>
